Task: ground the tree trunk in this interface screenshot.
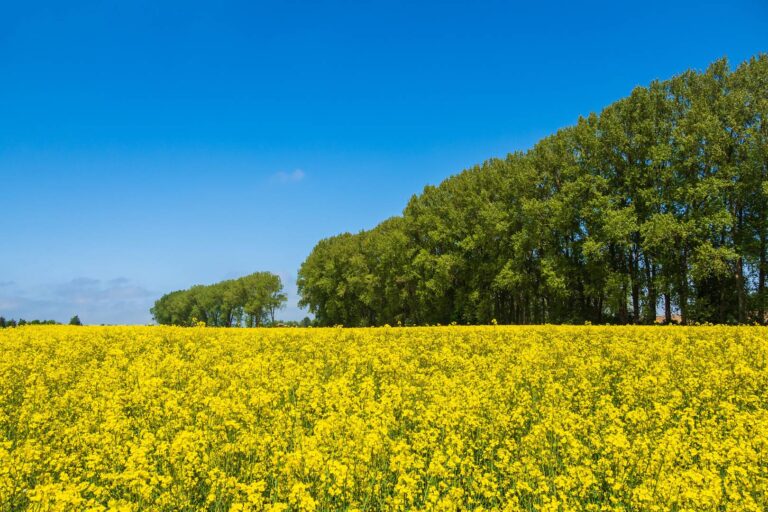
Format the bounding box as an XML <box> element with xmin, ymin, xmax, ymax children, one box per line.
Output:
<box><xmin>679</xmin><ymin>252</ymin><xmax>688</xmax><ymax>325</ymax></box>
<box><xmin>632</xmin><ymin>285</ymin><xmax>640</xmax><ymax>324</ymax></box>
<box><xmin>760</xmin><ymin>234</ymin><xmax>766</xmax><ymax>324</ymax></box>
<box><xmin>736</xmin><ymin>256</ymin><xmax>745</xmax><ymax>324</ymax></box>
<box><xmin>644</xmin><ymin>256</ymin><xmax>656</xmax><ymax>324</ymax></box>
<box><xmin>597</xmin><ymin>297</ymin><xmax>603</xmax><ymax>323</ymax></box>
<box><xmin>619</xmin><ymin>283</ymin><xmax>629</xmax><ymax>324</ymax></box>
<box><xmin>628</xmin><ymin>252</ymin><xmax>640</xmax><ymax>324</ymax></box>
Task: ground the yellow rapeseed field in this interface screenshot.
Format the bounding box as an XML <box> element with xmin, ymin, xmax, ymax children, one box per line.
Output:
<box><xmin>0</xmin><ymin>325</ymin><xmax>766</xmax><ymax>511</ymax></box>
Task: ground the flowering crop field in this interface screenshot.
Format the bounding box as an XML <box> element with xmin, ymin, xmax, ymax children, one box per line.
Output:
<box><xmin>0</xmin><ymin>326</ymin><xmax>766</xmax><ymax>511</ymax></box>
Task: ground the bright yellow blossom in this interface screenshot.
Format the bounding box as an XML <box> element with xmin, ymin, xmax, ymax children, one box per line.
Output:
<box><xmin>0</xmin><ymin>325</ymin><xmax>766</xmax><ymax>510</ymax></box>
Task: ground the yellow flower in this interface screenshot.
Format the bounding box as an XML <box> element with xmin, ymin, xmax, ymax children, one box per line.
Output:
<box><xmin>0</xmin><ymin>325</ymin><xmax>765</xmax><ymax>510</ymax></box>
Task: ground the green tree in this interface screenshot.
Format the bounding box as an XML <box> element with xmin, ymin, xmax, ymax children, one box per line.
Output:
<box><xmin>151</xmin><ymin>272</ymin><xmax>287</xmax><ymax>327</ymax></box>
<box><xmin>297</xmin><ymin>54</ymin><xmax>768</xmax><ymax>326</ymax></box>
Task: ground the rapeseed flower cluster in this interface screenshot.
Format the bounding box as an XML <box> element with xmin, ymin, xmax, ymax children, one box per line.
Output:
<box><xmin>0</xmin><ymin>325</ymin><xmax>766</xmax><ymax>511</ymax></box>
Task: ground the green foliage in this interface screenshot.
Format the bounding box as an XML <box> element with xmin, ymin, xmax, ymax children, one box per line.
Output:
<box><xmin>68</xmin><ymin>315</ymin><xmax>82</xmax><ymax>326</ymax></box>
<box><xmin>298</xmin><ymin>54</ymin><xmax>768</xmax><ymax>326</ymax></box>
<box><xmin>151</xmin><ymin>272</ymin><xmax>287</xmax><ymax>327</ymax></box>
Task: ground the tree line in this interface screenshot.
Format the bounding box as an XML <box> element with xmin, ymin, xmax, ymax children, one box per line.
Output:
<box><xmin>0</xmin><ymin>315</ymin><xmax>81</xmax><ymax>328</ymax></box>
<box><xmin>151</xmin><ymin>272</ymin><xmax>287</xmax><ymax>327</ymax></box>
<box><xmin>298</xmin><ymin>55</ymin><xmax>768</xmax><ymax>326</ymax></box>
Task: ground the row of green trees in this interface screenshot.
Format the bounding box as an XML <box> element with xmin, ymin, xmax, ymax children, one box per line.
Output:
<box><xmin>151</xmin><ymin>272</ymin><xmax>287</xmax><ymax>327</ymax></box>
<box><xmin>298</xmin><ymin>55</ymin><xmax>768</xmax><ymax>326</ymax></box>
<box><xmin>0</xmin><ymin>315</ymin><xmax>81</xmax><ymax>328</ymax></box>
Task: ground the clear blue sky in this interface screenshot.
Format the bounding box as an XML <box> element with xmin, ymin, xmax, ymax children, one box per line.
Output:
<box><xmin>1</xmin><ymin>0</ymin><xmax>766</xmax><ymax>324</ymax></box>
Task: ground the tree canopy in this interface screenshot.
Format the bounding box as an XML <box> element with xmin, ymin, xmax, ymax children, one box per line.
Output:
<box><xmin>151</xmin><ymin>272</ymin><xmax>287</xmax><ymax>327</ymax></box>
<box><xmin>298</xmin><ymin>55</ymin><xmax>768</xmax><ymax>326</ymax></box>
<box><xmin>0</xmin><ymin>317</ymin><xmax>59</xmax><ymax>328</ymax></box>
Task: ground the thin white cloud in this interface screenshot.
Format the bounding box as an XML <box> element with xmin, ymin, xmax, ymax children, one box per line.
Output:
<box><xmin>272</xmin><ymin>169</ymin><xmax>305</xmax><ymax>184</ymax></box>
<box><xmin>0</xmin><ymin>277</ymin><xmax>156</xmax><ymax>325</ymax></box>
<box><xmin>0</xmin><ymin>299</ymin><xmax>20</xmax><ymax>310</ymax></box>
<box><xmin>0</xmin><ymin>275</ymin><xmax>311</xmax><ymax>325</ymax></box>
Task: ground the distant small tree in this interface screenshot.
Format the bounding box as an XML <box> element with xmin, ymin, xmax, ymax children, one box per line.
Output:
<box><xmin>301</xmin><ymin>316</ymin><xmax>312</xmax><ymax>327</ymax></box>
<box><xmin>69</xmin><ymin>315</ymin><xmax>82</xmax><ymax>326</ymax></box>
<box><xmin>0</xmin><ymin>317</ymin><xmax>5</xmax><ymax>328</ymax></box>
<box><xmin>18</xmin><ymin>319</ymin><xmax>26</xmax><ymax>326</ymax></box>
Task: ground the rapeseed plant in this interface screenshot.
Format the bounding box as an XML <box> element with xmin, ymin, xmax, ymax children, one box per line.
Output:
<box><xmin>0</xmin><ymin>325</ymin><xmax>766</xmax><ymax>511</ymax></box>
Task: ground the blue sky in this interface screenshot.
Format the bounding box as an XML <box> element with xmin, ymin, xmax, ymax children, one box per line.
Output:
<box><xmin>1</xmin><ymin>0</ymin><xmax>766</xmax><ymax>324</ymax></box>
